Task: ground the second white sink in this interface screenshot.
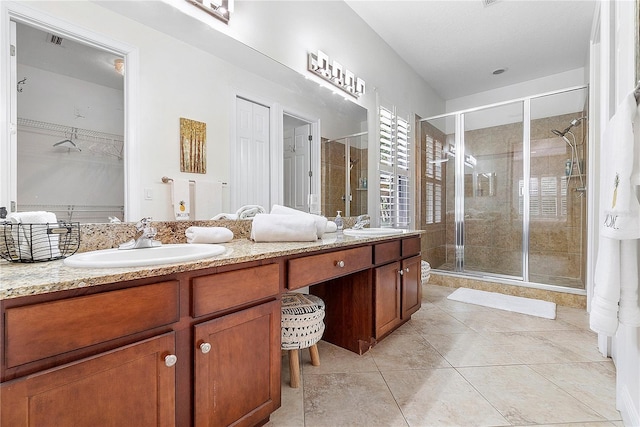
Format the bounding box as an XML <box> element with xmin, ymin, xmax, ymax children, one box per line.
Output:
<box><xmin>64</xmin><ymin>244</ymin><xmax>226</xmax><ymax>268</ymax></box>
<box><xmin>343</xmin><ymin>228</ymin><xmax>405</xmax><ymax>237</ymax></box>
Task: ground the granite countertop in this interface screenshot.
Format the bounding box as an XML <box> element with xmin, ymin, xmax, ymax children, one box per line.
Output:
<box><xmin>0</xmin><ymin>230</ymin><xmax>422</xmax><ymax>300</ymax></box>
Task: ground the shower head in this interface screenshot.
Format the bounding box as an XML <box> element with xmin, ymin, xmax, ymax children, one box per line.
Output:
<box><xmin>551</xmin><ymin>129</ymin><xmax>565</xmax><ymax>137</ymax></box>
<box><xmin>551</xmin><ymin>116</ymin><xmax>587</xmax><ymax>138</ymax></box>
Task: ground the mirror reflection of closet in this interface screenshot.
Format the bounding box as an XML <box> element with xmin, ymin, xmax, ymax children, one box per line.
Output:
<box><xmin>321</xmin><ymin>132</ymin><xmax>368</xmax><ymax>217</ymax></box>
<box><xmin>14</xmin><ymin>21</ymin><xmax>124</xmax><ymax>223</ymax></box>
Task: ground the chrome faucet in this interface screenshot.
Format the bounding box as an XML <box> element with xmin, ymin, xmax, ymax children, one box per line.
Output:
<box><xmin>352</xmin><ymin>214</ymin><xmax>370</xmax><ymax>230</ymax></box>
<box><xmin>119</xmin><ymin>217</ymin><xmax>162</xmax><ymax>249</ymax></box>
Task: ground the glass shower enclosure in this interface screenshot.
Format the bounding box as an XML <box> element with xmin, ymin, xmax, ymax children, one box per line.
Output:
<box><xmin>421</xmin><ymin>86</ymin><xmax>588</xmax><ymax>290</ymax></box>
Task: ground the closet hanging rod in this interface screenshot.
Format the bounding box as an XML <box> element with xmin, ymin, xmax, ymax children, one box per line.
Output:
<box><xmin>17</xmin><ymin>117</ymin><xmax>123</xmax><ymax>144</ymax></box>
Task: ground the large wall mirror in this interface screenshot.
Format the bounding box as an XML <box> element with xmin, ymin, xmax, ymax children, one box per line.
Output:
<box><xmin>5</xmin><ymin>2</ymin><xmax>367</xmax><ymax>223</ymax></box>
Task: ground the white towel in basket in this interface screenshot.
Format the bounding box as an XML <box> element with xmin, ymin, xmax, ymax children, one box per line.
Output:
<box><xmin>7</xmin><ymin>211</ymin><xmax>60</xmax><ymax>260</ymax></box>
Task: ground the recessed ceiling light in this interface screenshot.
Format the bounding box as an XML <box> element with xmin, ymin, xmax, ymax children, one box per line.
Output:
<box><xmin>492</xmin><ymin>68</ymin><xmax>507</xmax><ymax>75</ymax></box>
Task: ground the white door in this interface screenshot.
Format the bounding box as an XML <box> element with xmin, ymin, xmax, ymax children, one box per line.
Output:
<box><xmin>235</xmin><ymin>98</ymin><xmax>270</xmax><ymax>210</ymax></box>
<box><xmin>283</xmin><ymin>124</ymin><xmax>310</xmax><ymax>211</ymax></box>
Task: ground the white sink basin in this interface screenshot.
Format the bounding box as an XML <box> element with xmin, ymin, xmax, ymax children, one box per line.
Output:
<box><xmin>64</xmin><ymin>244</ymin><xmax>226</xmax><ymax>268</ymax></box>
<box><xmin>343</xmin><ymin>228</ymin><xmax>405</xmax><ymax>237</ymax></box>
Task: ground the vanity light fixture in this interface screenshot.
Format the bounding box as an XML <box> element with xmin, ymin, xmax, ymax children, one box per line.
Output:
<box><xmin>186</xmin><ymin>0</ymin><xmax>233</xmax><ymax>24</ymax></box>
<box><xmin>114</xmin><ymin>58</ymin><xmax>124</xmax><ymax>75</ymax></box>
<box><xmin>308</xmin><ymin>50</ymin><xmax>365</xmax><ymax>98</ymax></box>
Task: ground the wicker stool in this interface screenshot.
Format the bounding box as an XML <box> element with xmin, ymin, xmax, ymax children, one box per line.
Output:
<box><xmin>281</xmin><ymin>293</ymin><xmax>325</xmax><ymax>388</ymax></box>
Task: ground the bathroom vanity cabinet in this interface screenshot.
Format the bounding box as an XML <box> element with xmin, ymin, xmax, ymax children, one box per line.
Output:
<box><xmin>0</xmin><ymin>262</ymin><xmax>282</xmax><ymax>427</ymax></box>
<box><xmin>0</xmin><ymin>232</ymin><xmax>421</xmax><ymax>426</ymax></box>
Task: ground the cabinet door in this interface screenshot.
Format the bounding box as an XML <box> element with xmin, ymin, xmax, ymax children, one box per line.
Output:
<box><xmin>194</xmin><ymin>300</ymin><xmax>281</xmax><ymax>427</ymax></box>
<box><xmin>1</xmin><ymin>333</ymin><xmax>176</xmax><ymax>427</ymax></box>
<box><xmin>375</xmin><ymin>261</ymin><xmax>401</xmax><ymax>338</ymax></box>
<box><xmin>401</xmin><ymin>255</ymin><xmax>422</xmax><ymax>319</ymax></box>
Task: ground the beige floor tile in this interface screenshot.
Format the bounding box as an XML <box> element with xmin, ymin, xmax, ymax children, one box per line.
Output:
<box><xmin>408</xmin><ymin>307</ymin><xmax>474</xmax><ymax>335</ymax></box>
<box><xmin>450</xmin><ymin>309</ymin><xmax>578</xmax><ymax>333</ymax></box>
<box><xmin>382</xmin><ymin>368</ymin><xmax>509</xmax><ymax>427</ymax></box>
<box><xmin>556</xmin><ymin>305</ymin><xmax>593</xmax><ymax>330</ymax></box>
<box><xmin>458</xmin><ymin>365</ymin><xmax>605</xmax><ymax>425</ymax></box>
<box><xmin>529</xmin><ymin>362</ymin><xmax>620</xmax><ymax>421</ymax></box>
<box><xmin>267</xmin><ymin>355</ymin><xmax>305</xmax><ymax>427</ymax></box>
<box><xmin>526</xmin><ymin>423</ymin><xmax>620</xmax><ymax>427</ymax></box>
<box><xmin>479</xmin><ymin>331</ymin><xmax>591</xmax><ymax>363</ymax></box>
<box><xmin>369</xmin><ymin>329</ymin><xmax>451</xmax><ymax>371</ymax></box>
<box><xmin>303</xmin><ymin>372</ymin><xmax>408</xmax><ymax>427</ymax></box>
<box><xmin>300</xmin><ymin>340</ymin><xmax>379</xmax><ymax>375</ymax></box>
<box><xmin>527</xmin><ymin>329</ymin><xmax>608</xmax><ymax>362</ymax></box>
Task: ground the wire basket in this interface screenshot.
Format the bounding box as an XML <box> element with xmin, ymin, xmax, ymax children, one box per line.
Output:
<box><xmin>0</xmin><ymin>222</ymin><xmax>80</xmax><ymax>263</ymax></box>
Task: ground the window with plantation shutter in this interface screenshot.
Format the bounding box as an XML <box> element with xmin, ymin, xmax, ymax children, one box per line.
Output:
<box><xmin>424</xmin><ymin>135</ymin><xmax>444</xmax><ymax>226</ymax></box>
<box><xmin>379</xmin><ymin>105</ymin><xmax>412</xmax><ymax>228</ymax></box>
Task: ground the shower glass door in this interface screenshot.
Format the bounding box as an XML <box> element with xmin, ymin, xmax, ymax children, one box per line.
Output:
<box><xmin>461</xmin><ymin>101</ymin><xmax>524</xmax><ymax>278</ymax></box>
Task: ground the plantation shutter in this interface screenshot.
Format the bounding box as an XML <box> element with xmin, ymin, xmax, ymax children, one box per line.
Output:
<box><xmin>378</xmin><ymin>104</ymin><xmax>412</xmax><ymax>228</ymax></box>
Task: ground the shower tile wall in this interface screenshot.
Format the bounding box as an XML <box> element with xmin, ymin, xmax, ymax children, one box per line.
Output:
<box><xmin>421</xmin><ymin>112</ymin><xmax>587</xmax><ymax>289</ymax></box>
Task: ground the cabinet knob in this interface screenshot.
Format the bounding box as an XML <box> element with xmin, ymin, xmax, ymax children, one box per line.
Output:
<box><xmin>200</xmin><ymin>342</ymin><xmax>212</xmax><ymax>354</ymax></box>
<box><xmin>398</xmin><ymin>269</ymin><xmax>404</xmax><ymax>276</ymax></box>
<box><xmin>335</xmin><ymin>260</ymin><xmax>345</xmax><ymax>268</ymax></box>
<box><xmin>164</xmin><ymin>354</ymin><xmax>177</xmax><ymax>367</ymax></box>
<box><xmin>405</xmin><ymin>267</ymin><xmax>410</xmax><ymax>273</ymax></box>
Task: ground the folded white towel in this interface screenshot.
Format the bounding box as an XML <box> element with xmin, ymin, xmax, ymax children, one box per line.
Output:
<box><xmin>211</xmin><ymin>213</ymin><xmax>238</xmax><ymax>220</ymax></box>
<box><xmin>6</xmin><ymin>211</ymin><xmax>60</xmax><ymax>260</ymax></box>
<box><xmin>270</xmin><ymin>204</ymin><xmax>328</xmax><ymax>238</ymax></box>
<box><xmin>325</xmin><ymin>221</ymin><xmax>337</xmax><ymax>233</ymax></box>
<box><xmin>250</xmin><ymin>213</ymin><xmax>318</xmax><ymax>242</ymax></box>
<box><xmin>185</xmin><ymin>226</ymin><xmax>233</xmax><ymax>244</ymax></box>
<box><xmin>236</xmin><ymin>205</ymin><xmax>266</xmax><ymax>219</ymax></box>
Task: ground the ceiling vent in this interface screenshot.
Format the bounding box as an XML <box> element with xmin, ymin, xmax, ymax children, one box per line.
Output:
<box><xmin>47</xmin><ymin>34</ymin><xmax>64</xmax><ymax>46</ymax></box>
<box><xmin>481</xmin><ymin>0</ymin><xmax>500</xmax><ymax>6</ymax></box>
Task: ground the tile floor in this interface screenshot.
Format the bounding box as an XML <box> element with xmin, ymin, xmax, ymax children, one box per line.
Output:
<box><xmin>266</xmin><ymin>284</ymin><xmax>622</xmax><ymax>427</ymax></box>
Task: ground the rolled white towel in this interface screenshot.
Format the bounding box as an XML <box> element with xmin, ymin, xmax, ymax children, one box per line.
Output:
<box><xmin>236</xmin><ymin>205</ymin><xmax>266</xmax><ymax>219</ymax></box>
<box><xmin>325</xmin><ymin>221</ymin><xmax>337</xmax><ymax>233</ymax></box>
<box><xmin>270</xmin><ymin>204</ymin><xmax>328</xmax><ymax>238</ymax></box>
<box><xmin>6</xmin><ymin>211</ymin><xmax>60</xmax><ymax>260</ymax></box>
<box><xmin>211</xmin><ymin>213</ymin><xmax>238</xmax><ymax>220</ymax></box>
<box><xmin>250</xmin><ymin>213</ymin><xmax>318</xmax><ymax>242</ymax></box>
<box><xmin>185</xmin><ymin>226</ymin><xmax>233</xmax><ymax>244</ymax></box>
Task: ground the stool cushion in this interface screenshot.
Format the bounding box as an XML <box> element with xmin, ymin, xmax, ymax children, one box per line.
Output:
<box><xmin>281</xmin><ymin>293</ymin><xmax>325</xmax><ymax>350</ymax></box>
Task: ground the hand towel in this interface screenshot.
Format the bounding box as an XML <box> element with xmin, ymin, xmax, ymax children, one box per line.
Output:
<box><xmin>250</xmin><ymin>213</ymin><xmax>318</xmax><ymax>242</ymax></box>
<box><xmin>185</xmin><ymin>226</ymin><xmax>233</xmax><ymax>244</ymax></box>
<box><xmin>195</xmin><ymin>181</ymin><xmax>223</xmax><ymax>220</ymax></box>
<box><xmin>590</xmin><ymin>91</ymin><xmax>640</xmax><ymax>335</ymax></box>
<box><xmin>325</xmin><ymin>221</ymin><xmax>337</xmax><ymax>233</ymax></box>
<box><xmin>270</xmin><ymin>204</ymin><xmax>328</xmax><ymax>238</ymax></box>
<box><xmin>172</xmin><ymin>179</ymin><xmax>191</xmax><ymax>220</ymax></box>
<box><xmin>6</xmin><ymin>211</ymin><xmax>60</xmax><ymax>260</ymax></box>
<box><xmin>236</xmin><ymin>205</ymin><xmax>266</xmax><ymax>219</ymax></box>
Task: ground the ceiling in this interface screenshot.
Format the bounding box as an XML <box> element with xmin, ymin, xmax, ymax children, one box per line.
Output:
<box><xmin>345</xmin><ymin>0</ymin><xmax>597</xmax><ymax>100</ymax></box>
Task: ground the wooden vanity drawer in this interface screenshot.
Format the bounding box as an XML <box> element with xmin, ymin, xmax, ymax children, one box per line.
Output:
<box><xmin>192</xmin><ymin>263</ymin><xmax>280</xmax><ymax>317</ymax></box>
<box><xmin>402</xmin><ymin>237</ymin><xmax>421</xmax><ymax>257</ymax></box>
<box><xmin>288</xmin><ymin>246</ymin><xmax>372</xmax><ymax>290</ymax></box>
<box><xmin>374</xmin><ymin>240</ymin><xmax>401</xmax><ymax>265</ymax></box>
<box><xmin>4</xmin><ymin>281</ymin><xmax>179</xmax><ymax>368</ymax></box>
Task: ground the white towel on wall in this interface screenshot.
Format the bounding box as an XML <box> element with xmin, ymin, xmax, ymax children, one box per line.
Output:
<box><xmin>590</xmin><ymin>91</ymin><xmax>640</xmax><ymax>336</ymax></box>
<box><xmin>172</xmin><ymin>179</ymin><xmax>191</xmax><ymax>220</ymax></box>
<box><xmin>250</xmin><ymin>213</ymin><xmax>318</xmax><ymax>242</ymax></box>
<box><xmin>270</xmin><ymin>204</ymin><xmax>328</xmax><ymax>238</ymax></box>
<box><xmin>7</xmin><ymin>211</ymin><xmax>60</xmax><ymax>260</ymax></box>
<box><xmin>195</xmin><ymin>181</ymin><xmax>223</xmax><ymax>220</ymax></box>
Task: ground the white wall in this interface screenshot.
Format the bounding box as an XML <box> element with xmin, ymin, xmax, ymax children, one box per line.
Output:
<box><xmin>446</xmin><ymin>67</ymin><xmax>588</xmax><ymax>113</ymax></box>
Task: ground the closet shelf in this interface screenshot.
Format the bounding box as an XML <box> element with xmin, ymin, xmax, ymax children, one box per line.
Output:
<box><xmin>17</xmin><ymin>117</ymin><xmax>124</xmax><ymax>159</ymax></box>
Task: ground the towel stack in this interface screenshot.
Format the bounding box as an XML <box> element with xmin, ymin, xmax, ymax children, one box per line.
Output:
<box><xmin>270</xmin><ymin>205</ymin><xmax>328</xmax><ymax>238</ymax></box>
<box><xmin>211</xmin><ymin>205</ymin><xmax>266</xmax><ymax>220</ymax></box>
<box><xmin>6</xmin><ymin>211</ymin><xmax>60</xmax><ymax>261</ymax></box>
